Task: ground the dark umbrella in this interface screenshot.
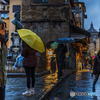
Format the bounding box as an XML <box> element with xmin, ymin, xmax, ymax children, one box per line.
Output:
<box><xmin>57</xmin><ymin>37</ymin><xmax>75</xmax><ymax>43</ymax></box>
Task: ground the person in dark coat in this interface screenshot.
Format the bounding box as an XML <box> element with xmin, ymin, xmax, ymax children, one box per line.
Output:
<box><xmin>21</xmin><ymin>41</ymin><xmax>37</xmax><ymax>96</ymax></box>
<box><xmin>54</xmin><ymin>44</ymin><xmax>67</xmax><ymax>78</ymax></box>
<box><xmin>93</xmin><ymin>50</ymin><xmax>100</xmax><ymax>92</ymax></box>
<box><xmin>0</xmin><ymin>19</ymin><xmax>8</xmax><ymax>100</ymax></box>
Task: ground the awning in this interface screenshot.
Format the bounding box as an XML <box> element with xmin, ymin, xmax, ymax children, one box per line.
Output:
<box><xmin>69</xmin><ymin>23</ymin><xmax>91</xmax><ymax>37</ymax></box>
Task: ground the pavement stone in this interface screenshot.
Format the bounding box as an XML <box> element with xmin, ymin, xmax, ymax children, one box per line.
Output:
<box><xmin>49</xmin><ymin>68</ymin><xmax>98</xmax><ymax>100</ymax></box>
<box><xmin>5</xmin><ymin>69</ymin><xmax>75</xmax><ymax>100</ymax></box>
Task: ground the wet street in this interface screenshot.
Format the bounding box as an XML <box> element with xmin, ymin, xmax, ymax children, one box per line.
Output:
<box><xmin>49</xmin><ymin>68</ymin><xmax>100</xmax><ymax>100</ymax></box>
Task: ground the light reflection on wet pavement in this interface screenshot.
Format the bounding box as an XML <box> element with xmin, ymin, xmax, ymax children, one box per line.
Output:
<box><xmin>49</xmin><ymin>69</ymin><xmax>100</xmax><ymax>100</ymax></box>
<box><xmin>5</xmin><ymin>69</ymin><xmax>72</xmax><ymax>100</ymax></box>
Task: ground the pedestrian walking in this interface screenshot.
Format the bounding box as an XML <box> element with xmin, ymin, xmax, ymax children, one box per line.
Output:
<box><xmin>93</xmin><ymin>50</ymin><xmax>100</xmax><ymax>92</ymax></box>
<box><xmin>89</xmin><ymin>57</ymin><xmax>92</xmax><ymax>69</ymax></box>
<box><xmin>0</xmin><ymin>19</ymin><xmax>8</xmax><ymax>100</ymax></box>
<box><xmin>85</xmin><ymin>58</ymin><xmax>88</xmax><ymax>68</ymax></box>
<box><xmin>21</xmin><ymin>41</ymin><xmax>37</xmax><ymax>96</ymax></box>
<box><xmin>54</xmin><ymin>44</ymin><xmax>67</xmax><ymax>78</ymax></box>
<box><xmin>51</xmin><ymin>56</ymin><xmax>56</xmax><ymax>73</ymax></box>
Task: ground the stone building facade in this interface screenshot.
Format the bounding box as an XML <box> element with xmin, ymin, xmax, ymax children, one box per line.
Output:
<box><xmin>73</xmin><ymin>0</ymin><xmax>87</xmax><ymax>28</ymax></box>
<box><xmin>21</xmin><ymin>0</ymin><xmax>75</xmax><ymax>72</ymax></box>
<box><xmin>87</xmin><ymin>22</ymin><xmax>100</xmax><ymax>56</ymax></box>
<box><xmin>5</xmin><ymin>0</ymin><xmax>90</xmax><ymax>72</ymax></box>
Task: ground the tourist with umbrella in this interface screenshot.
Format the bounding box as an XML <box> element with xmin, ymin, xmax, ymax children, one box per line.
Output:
<box><xmin>54</xmin><ymin>43</ymin><xmax>67</xmax><ymax>78</ymax></box>
<box><xmin>17</xmin><ymin>29</ymin><xmax>45</xmax><ymax>96</ymax></box>
<box><xmin>54</xmin><ymin>37</ymin><xmax>75</xmax><ymax>78</ymax></box>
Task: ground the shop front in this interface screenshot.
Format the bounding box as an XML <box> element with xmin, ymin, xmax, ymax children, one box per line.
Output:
<box><xmin>46</xmin><ymin>41</ymin><xmax>58</xmax><ymax>71</ymax></box>
<box><xmin>69</xmin><ymin>23</ymin><xmax>91</xmax><ymax>70</ymax></box>
<box><xmin>72</xmin><ymin>38</ymin><xmax>90</xmax><ymax>70</ymax></box>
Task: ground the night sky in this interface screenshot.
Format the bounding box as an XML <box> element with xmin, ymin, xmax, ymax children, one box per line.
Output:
<box><xmin>79</xmin><ymin>0</ymin><xmax>100</xmax><ymax>31</ymax></box>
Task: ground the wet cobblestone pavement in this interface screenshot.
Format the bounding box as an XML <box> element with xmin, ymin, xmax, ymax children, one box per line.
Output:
<box><xmin>49</xmin><ymin>68</ymin><xmax>100</xmax><ymax>100</ymax></box>
<box><xmin>5</xmin><ymin>69</ymin><xmax>73</xmax><ymax>100</ymax></box>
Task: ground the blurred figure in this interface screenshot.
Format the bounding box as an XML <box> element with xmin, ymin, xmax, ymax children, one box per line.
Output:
<box><xmin>54</xmin><ymin>44</ymin><xmax>67</xmax><ymax>78</ymax></box>
<box><xmin>93</xmin><ymin>50</ymin><xmax>100</xmax><ymax>92</ymax></box>
<box><xmin>51</xmin><ymin>56</ymin><xmax>56</xmax><ymax>74</ymax></box>
<box><xmin>84</xmin><ymin>58</ymin><xmax>88</xmax><ymax>68</ymax></box>
<box><xmin>0</xmin><ymin>19</ymin><xmax>8</xmax><ymax>100</ymax></box>
<box><xmin>89</xmin><ymin>57</ymin><xmax>92</xmax><ymax>69</ymax></box>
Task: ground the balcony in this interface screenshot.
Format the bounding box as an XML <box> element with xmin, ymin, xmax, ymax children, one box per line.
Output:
<box><xmin>0</xmin><ymin>8</ymin><xmax>9</xmax><ymax>12</ymax></box>
<box><xmin>72</xmin><ymin>6</ymin><xmax>81</xmax><ymax>13</ymax></box>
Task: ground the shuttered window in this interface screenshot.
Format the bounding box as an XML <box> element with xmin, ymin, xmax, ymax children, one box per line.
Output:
<box><xmin>13</xmin><ymin>5</ymin><xmax>20</xmax><ymax>12</ymax></box>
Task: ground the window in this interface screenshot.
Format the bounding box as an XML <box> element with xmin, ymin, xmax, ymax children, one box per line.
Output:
<box><xmin>33</xmin><ymin>0</ymin><xmax>48</xmax><ymax>3</ymax></box>
<box><xmin>75</xmin><ymin>5</ymin><xmax>79</xmax><ymax>10</ymax></box>
<box><xmin>13</xmin><ymin>5</ymin><xmax>20</xmax><ymax>12</ymax></box>
<box><xmin>1</xmin><ymin>5</ymin><xmax>5</xmax><ymax>10</ymax></box>
<box><xmin>1</xmin><ymin>13</ymin><xmax>8</xmax><ymax>18</ymax></box>
<box><xmin>42</xmin><ymin>0</ymin><xmax>48</xmax><ymax>2</ymax></box>
<box><xmin>79</xmin><ymin>4</ymin><xmax>82</xmax><ymax>10</ymax></box>
<box><xmin>3</xmin><ymin>6</ymin><xmax>5</xmax><ymax>10</ymax></box>
<box><xmin>33</xmin><ymin>0</ymin><xmax>41</xmax><ymax>3</ymax></box>
<box><xmin>1</xmin><ymin>5</ymin><xmax>4</xmax><ymax>9</ymax></box>
<box><xmin>7</xmin><ymin>6</ymin><xmax>9</xmax><ymax>10</ymax></box>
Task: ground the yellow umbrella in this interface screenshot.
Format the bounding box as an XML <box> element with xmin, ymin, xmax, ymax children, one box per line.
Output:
<box><xmin>17</xmin><ymin>29</ymin><xmax>45</xmax><ymax>53</ymax></box>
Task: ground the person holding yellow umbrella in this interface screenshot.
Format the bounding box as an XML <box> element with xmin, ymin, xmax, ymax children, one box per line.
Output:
<box><xmin>17</xmin><ymin>29</ymin><xmax>45</xmax><ymax>96</ymax></box>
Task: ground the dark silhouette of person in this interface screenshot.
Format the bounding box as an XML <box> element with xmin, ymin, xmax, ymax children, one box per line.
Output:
<box><xmin>54</xmin><ymin>44</ymin><xmax>67</xmax><ymax>78</ymax></box>
<box><xmin>0</xmin><ymin>19</ymin><xmax>8</xmax><ymax>100</ymax></box>
<box><xmin>93</xmin><ymin>50</ymin><xmax>100</xmax><ymax>92</ymax></box>
<box><xmin>89</xmin><ymin>57</ymin><xmax>92</xmax><ymax>69</ymax></box>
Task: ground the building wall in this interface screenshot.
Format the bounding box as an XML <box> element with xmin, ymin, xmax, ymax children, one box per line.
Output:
<box><xmin>31</xmin><ymin>0</ymin><xmax>65</xmax><ymax>5</ymax></box>
<box><xmin>49</xmin><ymin>0</ymin><xmax>65</xmax><ymax>4</ymax></box>
<box><xmin>88</xmin><ymin>31</ymin><xmax>99</xmax><ymax>56</ymax></box>
<box><xmin>22</xmin><ymin>0</ymin><xmax>70</xmax><ymax>72</ymax></box>
<box><xmin>22</xmin><ymin>5</ymin><xmax>70</xmax><ymax>21</ymax></box>
<box><xmin>73</xmin><ymin>3</ymin><xmax>85</xmax><ymax>29</ymax></box>
<box><xmin>81</xmin><ymin>4</ymin><xmax>84</xmax><ymax>28</ymax></box>
<box><xmin>88</xmin><ymin>38</ymin><xmax>99</xmax><ymax>56</ymax></box>
<box><xmin>9</xmin><ymin>0</ymin><xmax>22</xmax><ymax>48</ymax></box>
<box><xmin>88</xmin><ymin>43</ymin><xmax>95</xmax><ymax>56</ymax></box>
<box><xmin>23</xmin><ymin>22</ymin><xmax>69</xmax><ymax>45</ymax></box>
<box><xmin>0</xmin><ymin>3</ymin><xmax>9</xmax><ymax>11</ymax></box>
<box><xmin>96</xmin><ymin>38</ymin><xmax>100</xmax><ymax>54</ymax></box>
